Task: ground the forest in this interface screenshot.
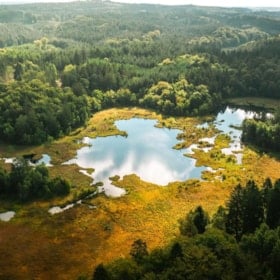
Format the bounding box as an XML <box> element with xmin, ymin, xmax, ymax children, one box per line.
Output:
<box><xmin>0</xmin><ymin>1</ymin><xmax>280</xmax><ymax>279</ymax></box>
<box><xmin>0</xmin><ymin>1</ymin><xmax>279</xmax><ymax>147</ymax></box>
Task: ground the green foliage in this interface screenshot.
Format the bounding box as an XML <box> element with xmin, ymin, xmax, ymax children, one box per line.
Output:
<box><xmin>226</xmin><ymin>181</ymin><xmax>264</xmax><ymax>240</ymax></box>
<box><xmin>0</xmin><ymin>80</ymin><xmax>89</xmax><ymax>145</ymax></box>
<box><xmin>224</xmin><ymin>179</ymin><xmax>280</xmax><ymax>241</ymax></box>
<box><xmin>0</xmin><ymin>2</ymin><xmax>279</xmax><ymax>146</ymax></box>
<box><xmin>266</xmin><ymin>179</ymin><xmax>280</xmax><ymax>229</ymax></box>
<box><xmin>140</xmin><ymin>79</ymin><xmax>219</xmax><ymax>116</ymax></box>
<box><xmin>106</xmin><ymin>258</ymin><xmax>142</xmax><ymax>280</ymax></box>
<box><xmin>130</xmin><ymin>239</ymin><xmax>149</xmax><ymax>263</ymax></box>
<box><xmin>242</xmin><ymin>110</ymin><xmax>280</xmax><ymax>152</ymax></box>
<box><xmin>92</xmin><ymin>264</ymin><xmax>110</xmax><ymax>280</ymax></box>
<box><xmin>242</xmin><ymin>180</ymin><xmax>264</xmax><ymax>234</ymax></box>
<box><xmin>240</xmin><ymin>223</ymin><xmax>277</xmax><ymax>264</ymax></box>
<box><xmin>211</xmin><ymin>206</ymin><xmax>227</xmax><ymax>231</ymax></box>
<box><xmin>240</xmin><ymin>224</ymin><xmax>280</xmax><ymax>279</ymax></box>
<box><xmin>179</xmin><ymin>205</ymin><xmax>209</xmax><ymax>236</ymax></box>
<box><xmin>0</xmin><ymin>158</ymin><xmax>70</xmax><ymax>202</ymax></box>
<box><xmin>225</xmin><ymin>184</ymin><xmax>244</xmax><ymax>241</ymax></box>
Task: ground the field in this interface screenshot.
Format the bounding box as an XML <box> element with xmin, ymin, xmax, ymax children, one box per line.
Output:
<box><xmin>0</xmin><ymin>107</ymin><xmax>280</xmax><ymax>279</ymax></box>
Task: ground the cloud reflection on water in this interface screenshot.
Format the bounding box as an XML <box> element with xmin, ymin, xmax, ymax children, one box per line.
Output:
<box><xmin>68</xmin><ymin>118</ymin><xmax>204</xmax><ymax>196</ymax></box>
<box><xmin>62</xmin><ymin>108</ymin><xmax>255</xmax><ymax>197</ymax></box>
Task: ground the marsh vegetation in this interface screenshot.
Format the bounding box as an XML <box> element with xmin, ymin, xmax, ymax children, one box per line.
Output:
<box><xmin>0</xmin><ymin>1</ymin><xmax>280</xmax><ymax>279</ymax></box>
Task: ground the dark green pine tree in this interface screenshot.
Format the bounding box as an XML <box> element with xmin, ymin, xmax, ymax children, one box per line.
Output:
<box><xmin>211</xmin><ymin>206</ymin><xmax>227</xmax><ymax>231</ymax></box>
<box><xmin>179</xmin><ymin>209</ymin><xmax>199</xmax><ymax>237</ymax></box>
<box><xmin>170</xmin><ymin>242</ymin><xmax>183</xmax><ymax>259</ymax></box>
<box><xmin>271</xmin><ymin>240</ymin><xmax>280</xmax><ymax>278</ymax></box>
<box><xmin>262</xmin><ymin>177</ymin><xmax>273</xmax><ymax>213</ymax></box>
<box><xmin>179</xmin><ymin>206</ymin><xmax>209</xmax><ymax>236</ymax></box>
<box><xmin>14</xmin><ymin>62</ymin><xmax>24</xmax><ymax>81</ymax></box>
<box><xmin>226</xmin><ymin>184</ymin><xmax>244</xmax><ymax>241</ymax></box>
<box><xmin>266</xmin><ymin>179</ymin><xmax>280</xmax><ymax>229</ymax></box>
<box><xmin>242</xmin><ymin>180</ymin><xmax>264</xmax><ymax>234</ymax></box>
<box><xmin>130</xmin><ymin>239</ymin><xmax>148</xmax><ymax>263</ymax></box>
<box><xmin>193</xmin><ymin>206</ymin><xmax>209</xmax><ymax>234</ymax></box>
<box><xmin>92</xmin><ymin>263</ymin><xmax>110</xmax><ymax>280</ymax></box>
<box><xmin>0</xmin><ymin>167</ymin><xmax>8</xmax><ymax>195</ymax></box>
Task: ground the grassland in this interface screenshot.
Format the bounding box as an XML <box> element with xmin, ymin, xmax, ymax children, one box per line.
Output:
<box><xmin>0</xmin><ymin>107</ymin><xmax>280</xmax><ymax>279</ymax></box>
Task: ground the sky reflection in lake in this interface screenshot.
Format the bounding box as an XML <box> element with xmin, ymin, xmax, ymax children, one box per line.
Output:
<box><xmin>214</xmin><ymin>107</ymin><xmax>255</xmax><ymax>163</ymax></box>
<box><xmin>69</xmin><ymin>118</ymin><xmax>205</xmax><ymax>196</ymax></box>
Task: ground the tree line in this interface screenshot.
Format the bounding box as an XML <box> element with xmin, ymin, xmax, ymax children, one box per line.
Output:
<box><xmin>92</xmin><ymin>178</ymin><xmax>280</xmax><ymax>279</ymax></box>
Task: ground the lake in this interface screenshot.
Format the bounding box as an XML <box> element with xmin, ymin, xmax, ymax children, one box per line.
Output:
<box><xmin>66</xmin><ymin>118</ymin><xmax>206</xmax><ymax>196</ymax></box>
<box><xmin>65</xmin><ymin>107</ymin><xmax>255</xmax><ymax>197</ymax></box>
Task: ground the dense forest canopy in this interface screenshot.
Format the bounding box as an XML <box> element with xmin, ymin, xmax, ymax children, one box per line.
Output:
<box><xmin>0</xmin><ymin>1</ymin><xmax>279</xmax><ymax>147</ymax></box>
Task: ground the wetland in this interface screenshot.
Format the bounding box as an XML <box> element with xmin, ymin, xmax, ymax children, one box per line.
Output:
<box><xmin>0</xmin><ymin>2</ymin><xmax>280</xmax><ymax>278</ymax></box>
<box><xmin>0</xmin><ymin>106</ymin><xmax>280</xmax><ymax>280</ymax></box>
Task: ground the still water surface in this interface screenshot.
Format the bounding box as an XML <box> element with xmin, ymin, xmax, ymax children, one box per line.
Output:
<box><xmin>67</xmin><ymin>118</ymin><xmax>206</xmax><ymax>196</ymax></box>
<box><xmin>65</xmin><ymin>107</ymin><xmax>255</xmax><ymax>197</ymax></box>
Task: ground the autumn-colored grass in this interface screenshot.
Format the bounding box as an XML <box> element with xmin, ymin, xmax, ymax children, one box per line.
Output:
<box><xmin>0</xmin><ymin>175</ymin><xmax>232</xmax><ymax>279</ymax></box>
<box><xmin>0</xmin><ymin>107</ymin><xmax>280</xmax><ymax>279</ymax></box>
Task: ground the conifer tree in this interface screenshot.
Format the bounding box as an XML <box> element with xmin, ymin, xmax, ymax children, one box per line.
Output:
<box><xmin>266</xmin><ymin>179</ymin><xmax>280</xmax><ymax>229</ymax></box>
<box><xmin>130</xmin><ymin>239</ymin><xmax>148</xmax><ymax>263</ymax></box>
<box><xmin>226</xmin><ymin>184</ymin><xmax>244</xmax><ymax>241</ymax></box>
<box><xmin>242</xmin><ymin>180</ymin><xmax>264</xmax><ymax>233</ymax></box>
<box><xmin>179</xmin><ymin>206</ymin><xmax>209</xmax><ymax>236</ymax></box>
<box><xmin>92</xmin><ymin>263</ymin><xmax>110</xmax><ymax>280</ymax></box>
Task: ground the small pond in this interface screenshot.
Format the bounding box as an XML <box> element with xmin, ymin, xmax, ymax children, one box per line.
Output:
<box><xmin>34</xmin><ymin>154</ymin><xmax>53</xmax><ymax>166</ymax></box>
<box><xmin>0</xmin><ymin>211</ymin><xmax>15</xmax><ymax>222</ymax></box>
<box><xmin>212</xmin><ymin>107</ymin><xmax>255</xmax><ymax>164</ymax></box>
<box><xmin>1</xmin><ymin>154</ymin><xmax>52</xmax><ymax>166</ymax></box>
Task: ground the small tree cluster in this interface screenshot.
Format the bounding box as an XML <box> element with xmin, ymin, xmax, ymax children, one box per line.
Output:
<box><xmin>0</xmin><ymin>158</ymin><xmax>70</xmax><ymax>202</ymax></box>
<box><xmin>179</xmin><ymin>205</ymin><xmax>209</xmax><ymax>236</ymax></box>
<box><xmin>224</xmin><ymin>179</ymin><xmax>280</xmax><ymax>241</ymax></box>
<box><xmin>242</xmin><ymin>114</ymin><xmax>280</xmax><ymax>152</ymax></box>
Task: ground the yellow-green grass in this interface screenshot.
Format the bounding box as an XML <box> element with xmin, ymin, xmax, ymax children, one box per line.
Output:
<box><xmin>0</xmin><ymin>107</ymin><xmax>280</xmax><ymax>279</ymax></box>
